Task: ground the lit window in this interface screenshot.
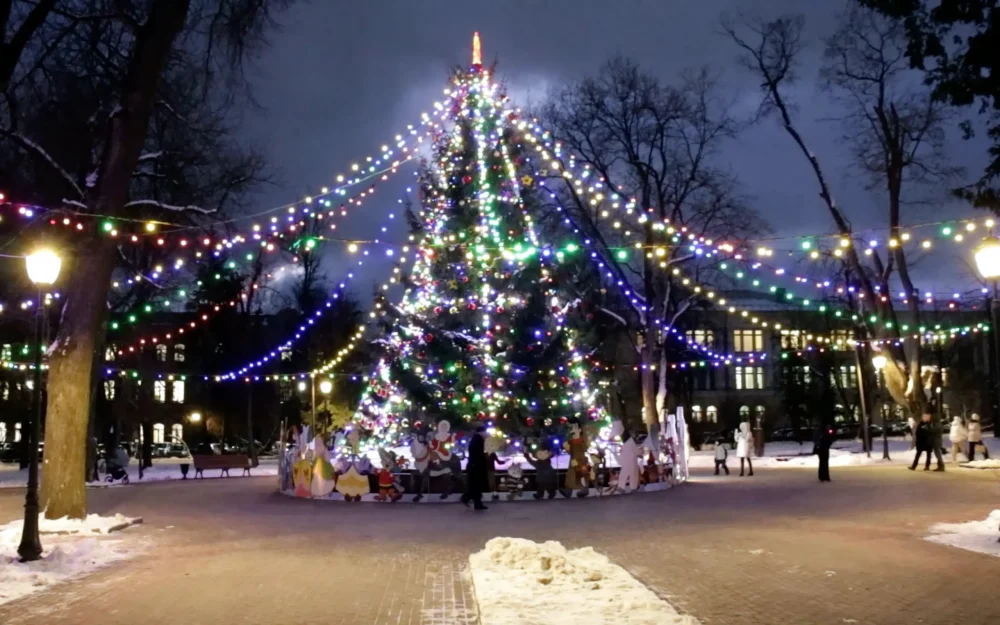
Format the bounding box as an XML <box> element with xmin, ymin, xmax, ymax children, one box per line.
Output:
<box><xmin>153</xmin><ymin>380</ymin><xmax>167</xmax><ymax>403</ymax></box>
<box><xmin>153</xmin><ymin>423</ymin><xmax>165</xmax><ymax>444</ymax></box>
<box><xmin>280</xmin><ymin>346</ymin><xmax>292</xmax><ymax>362</ymax></box>
<box><xmin>105</xmin><ymin>345</ymin><xmax>116</xmax><ymax>361</ymax></box>
<box><xmin>685</xmin><ymin>330</ymin><xmax>715</xmax><ymax>347</ymax></box>
<box><xmin>15</xmin><ymin>422</ymin><xmax>22</xmax><ymax>442</ymax></box>
<box><xmin>706</xmin><ymin>406</ymin><xmax>718</xmax><ymax>423</ymax></box>
<box><xmin>171</xmin><ymin>423</ymin><xmax>183</xmax><ymax>442</ymax></box>
<box><xmin>735</xmin><ymin>366</ymin><xmax>764</xmax><ymax>390</ymax></box>
<box><xmin>171</xmin><ymin>380</ymin><xmax>185</xmax><ymax>404</ymax></box>
<box><xmin>174</xmin><ymin>344</ymin><xmax>186</xmax><ymax>362</ymax></box>
<box><xmin>0</xmin><ymin>422</ymin><xmax>6</xmax><ymax>441</ymax></box>
<box><xmin>691</xmin><ymin>405</ymin><xmax>703</xmax><ymax>422</ymax></box>
<box><xmin>837</xmin><ymin>366</ymin><xmax>858</xmax><ymax>389</ymax></box>
<box><xmin>831</xmin><ymin>330</ymin><xmax>852</xmax><ymax>350</ymax></box>
<box><xmin>1</xmin><ymin>382</ymin><xmax>8</xmax><ymax>401</ymax></box>
<box><xmin>1</xmin><ymin>344</ymin><xmax>11</xmax><ymax>361</ymax></box>
<box><xmin>155</xmin><ymin>344</ymin><xmax>168</xmax><ymax>362</ymax></box>
<box><xmin>733</xmin><ymin>329</ymin><xmax>763</xmax><ymax>352</ymax></box>
<box><xmin>104</xmin><ymin>380</ymin><xmax>116</xmax><ymax>400</ymax></box>
<box><xmin>780</xmin><ymin>330</ymin><xmax>805</xmax><ymax>350</ymax></box>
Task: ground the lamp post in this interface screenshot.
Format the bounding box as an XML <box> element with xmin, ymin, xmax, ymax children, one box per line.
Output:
<box><xmin>974</xmin><ymin>236</ymin><xmax>1000</xmax><ymax>438</ymax></box>
<box><xmin>18</xmin><ymin>249</ymin><xmax>61</xmax><ymax>562</ymax></box>
<box><xmin>871</xmin><ymin>354</ymin><xmax>890</xmax><ymax>460</ymax></box>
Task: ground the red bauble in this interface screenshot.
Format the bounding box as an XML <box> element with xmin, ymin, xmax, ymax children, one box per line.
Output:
<box><xmin>433</xmin><ymin>307</ymin><xmax>443</xmax><ymax>315</ymax></box>
<box><xmin>477</xmin><ymin>411</ymin><xmax>486</xmax><ymax>420</ymax></box>
<box><xmin>467</xmin><ymin>344</ymin><xmax>476</xmax><ymax>352</ymax></box>
<box><xmin>461</xmin><ymin>276</ymin><xmax>469</xmax><ymax>283</ymax></box>
<box><xmin>417</xmin><ymin>351</ymin><xmax>426</xmax><ymax>359</ymax></box>
<box><xmin>424</xmin><ymin>333</ymin><xmax>434</xmax><ymax>341</ymax></box>
<box><xmin>468</xmin><ymin>303</ymin><xmax>477</xmax><ymax>310</ymax></box>
<box><xmin>496</xmin><ymin>306</ymin><xmax>504</xmax><ymax>314</ymax></box>
<box><xmin>551</xmin><ymin>305</ymin><xmax>561</xmax><ymax>313</ymax></box>
<box><xmin>560</xmin><ymin>376</ymin><xmax>570</xmax><ymax>385</ymax></box>
<box><xmin>526</xmin><ymin>417</ymin><xmax>535</xmax><ymax>426</ymax></box>
<box><xmin>559</xmin><ymin>416</ymin><xmax>568</xmax><ymax>424</ymax></box>
<box><xmin>462</xmin><ymin>175</ymin><xmax>472</xmax><ymax>184</ymax></box>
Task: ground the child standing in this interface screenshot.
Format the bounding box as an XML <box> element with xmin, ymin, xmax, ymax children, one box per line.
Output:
<box><xmin>714</xmin><ymin>439</ymin><xmax>729</xmax><ymax>475</ymax></box>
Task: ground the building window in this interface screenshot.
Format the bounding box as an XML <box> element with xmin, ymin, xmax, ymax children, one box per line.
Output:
<box><xmin>280</xmin><ymin>346</ymin><xmax>292</xmax><ymax>362</ymax></box>
<box><xmin>171</xmin><ymin>380</ymin><xmax>185</xmax><ymax>404</ymax></box>
<box><xmin>685</xmin><ymin>329</ymin><xmax>715</xmax><ymax>347</ymax></box>
<box><xmin>1</xmin><ymin>382</ymin><xmax>8</xmax><ymax>401</ymax></box>
<box><xmin>0</xmin><ymin>344</ymin><xmax>10</xmax><ymax>361</ymax></box>
<box><xmin>735</xmin><ymin>366</ymin><xmax>764</xmax><ymax>390</ymax></box>
<box><xmin>153</xmin><ymin>423</ymin><xmax>165</xmax><ymax>444</ymax></box>
<box><xmin>153</xmin><ymin>380</ymin><xmax>167</xmax><ymax>403</ymax></box>
<box><xmin>831</xmin><ymin>330</ymin><xmax>852</xmax><ymax>350</ymax></box>
<box><xmin>15</xmin><ymin>422</ymin><xmax>22</xmax><ymax>442</ymax></box>
<box><xmin>105</xmin><ymin>345</ymin><xmax>116</xmax><ymax>362</ymax></box>
<box><xmin>174</xmin><ymin>344</ymin><xmax>186</xmax><ymax>362</ymax></box>
<box><xmin>155</xmin><ymin>344</ymin><xmax>168</xmax><ymax>362</ymax></box>
<box><xmin>837</xmin><ymin>366</ymin><xmax>858</xmax><ymax>389</ymax></box>
<box><xmin>733</xmin><ymin>329</ymin><xmax>763</xmax><ymax>352</ymax></box>
<box><xmin>706</xmin><ymin>406</ymin><xmax>718</xmax><ymax>423</ymax></box>
<box><xmin>691</xmin><ymin>405</ymin><xmax>703</xmax><ymax>422</ymax></box>
<box><xmin>0</xmin><ymin>422</ymin><xmax>6</xmax><ymax>442</ymax></box>
<box><xmin>171</xmin><ymin>423</ymin><xmax>183</xmax><ymax>442</ymax></box>
<box><xmin>104</xmin><ymin>380</ymin><xmax>117</xmax><ymax>400</ymax></box>
<box><xmin>780</xmin><ymin>330</ymin><xmax>805</xmax><ymax>350</ymax></box>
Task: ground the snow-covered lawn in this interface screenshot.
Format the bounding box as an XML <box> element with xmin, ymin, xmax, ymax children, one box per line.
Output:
<box><xmin>0</xmin><ymin>513</ymin><xmax>142</xmax><ymax>606</ymax></box>
<box><xmin>690</xmin><ymin>437</ymin><xmax>1000</xmax><ymax>470</ymax></box>
<box><xmin>924</xmin><ymin>510</ymin><xmax>1000</xmax><ymax>559</ymax></box>
<box><xmin>0</xmin><ymin>457</ymin><xmax>278</xmax><ymax>489</ymax></box>
<box><xmin>469</xmin><ymin>537</ymin><xmax>699</xmax><ymax>625</ymax></box>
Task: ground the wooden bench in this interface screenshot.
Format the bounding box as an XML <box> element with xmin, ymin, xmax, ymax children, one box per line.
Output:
<box><xmin>192</xmin><ymin>454</ymin><xmax>251</xmax><ymax>478</ymax></box>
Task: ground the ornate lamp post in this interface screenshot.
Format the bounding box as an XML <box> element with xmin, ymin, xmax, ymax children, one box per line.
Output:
<box><xmin>18</xmin><ymin>249</ymin><xmax>61</xmax><ymax>562</ymax></box>
<box><xmin>974</xmin><ymin>236</ymin><xmax>1000</xmax><ymax>438</ymax></box>
<box><xmin>871</xmin><ymin>354</ymin><xmax>889</xmax><ymax>460</ymax></box>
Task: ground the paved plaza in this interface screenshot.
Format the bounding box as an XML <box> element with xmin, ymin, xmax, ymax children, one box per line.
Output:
<box><xmin>0</xmin><ymin>464</ymin><xmax>997</xmax><ymax>625</ymax></box>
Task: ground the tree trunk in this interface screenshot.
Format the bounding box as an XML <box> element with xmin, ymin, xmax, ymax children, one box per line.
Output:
<box><xmin>40</xmin><ymin>245</ymin><xmax>115</xmax><ymax>518</ymax></box>
<box><xmin>39</xmin><ymin>0</ymin><xmax>191</xmax><ymax>519</ymax></box>
<box><xmin>247</xmin><ymin>389</ymin><xmax>259</xmax><ymax>467</ymax></box>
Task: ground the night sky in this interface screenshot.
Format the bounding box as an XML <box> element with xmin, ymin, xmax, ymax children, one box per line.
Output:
<box><xmin>240</xmin><ymin>0</ymin><xmax>990</xmax><ymax>301</ymax></box>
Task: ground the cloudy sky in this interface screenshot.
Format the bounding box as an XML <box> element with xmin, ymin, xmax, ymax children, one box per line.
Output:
<box><xmin>241</xmin><ymin>0</ymin><xmax>990</xmax><ymax>299</ymax></box>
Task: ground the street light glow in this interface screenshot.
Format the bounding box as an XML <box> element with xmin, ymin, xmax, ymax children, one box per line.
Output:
<box><xmin>188</xmin><ymin>412</ymin><xmax>202</xmax><ymax>423</ymax></box>
<box><xmin>974</xmin><ymin>236</ymin><xmax>1000</xmax><ymax>279</ymax></box>
<box><xmin>319</xmin><ymin>380</ymin><xmax>333</xmax><ymax>394</ymax></box>
<box><xmin>297</xmin><ymin>381</ymin><xmax>307</xmax><ymax>392</ymax></box>
<box><xmin>871</xmin><ymin>354</ymin><xmax>887</xmax><ymax>371</ymax></box>
<box><xmin>25</xmin><ymin>249</ymin><xmax>61</xmax><ymax>285</ymax></box>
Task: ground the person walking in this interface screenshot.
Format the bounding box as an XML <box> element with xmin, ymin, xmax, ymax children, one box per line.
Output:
<box><xmin>931</xmin><ymin>413</ymin><xmax>946</xmax><ymax>471</ymax></box>
<box><xmin>714</xmin><ymin>438</ymin><xmax>729</xmax><ymax>475</ymax></box>
<box><xmin>967</xmin><ymin>414</ymin><xmax>991</xmax><ymax>461</ymax></box>
<box><xmin>461</xmin><ymin>425</ymin><xmax>489</xmax><ymax>510</ymax></box>
<box><xmin>815</xmin><ymin>425</ymin><xmax>833</xmax><ymax>482</ymax></box>
<box><xmin>735</xmin><ymin>421</ymin><xmax>754</xmax><ymax>476</ymax></box>
<box><xmin>909</xmin><ymin>413</ymin><xmax>939</xmax><ymax>471</ymax></box>
<box><xmin>949</xmin><ymin>416</ymin><xmax>968</xmax><ymax>463</ymax></box>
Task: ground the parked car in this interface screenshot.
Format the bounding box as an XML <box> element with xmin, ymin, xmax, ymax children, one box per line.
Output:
<box><xmin>0</xmin><ymin>442</ymin><xmax>18</xmax><ymax>463</ymax></box>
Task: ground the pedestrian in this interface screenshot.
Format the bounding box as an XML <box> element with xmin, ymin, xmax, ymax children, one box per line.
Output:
<box><xmin>714</xmin><ymin>438</ymin><xmax>729</xmax><ymax>475</ymax></box>
<box><xmin>967</xmin><ymin>414</ymin><xmax>991</xmax><ymax>461</ymax></box>
<box><xmin>735</xmin><ymin>421</ymin><xmax>754</xmax><ymax>476</ymax></box>
<box><xmin>909</xmin><ymin>413</ymin><xmax>943</xmax><ymax>471</ymax></box>
<box><xmin>815</xmin><ymin>426</ymin><xmax>833</xmax><ymax>482</ymax></box>
<box><xmin>949</xmin><ymin>415</ymin><xmax>968</xmax><ymax>463</ymax></box>
<box><xmin>930</xmin><ymin>413</ymin><xmax>946</xmax><ymax>471</ymax></box>
<box><xmin>461</xmin><ymin>425</ymin><xmax>489</xmax><ymax>510</ymax></box>
<box><xmin>907</xmin><ymin>415</ymin><xmax>917</xmax><ymax>449</ymax></box>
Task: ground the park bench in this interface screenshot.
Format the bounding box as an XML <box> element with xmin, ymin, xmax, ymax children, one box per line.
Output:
<box><xmin>192</xmin><ymin>454</ymin><xmax>252</xmax><ymax>478</ymax></box>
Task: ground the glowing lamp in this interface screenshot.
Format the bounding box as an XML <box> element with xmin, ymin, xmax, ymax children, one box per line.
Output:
<box><xmin>25</xmin><ymin>249</ymin><xmax>61</xmax><ymax>285</ymax></box>
<box><xmin>974</xmin><ymin>236</ymin><xmax>1000</xmax><ymax>280</ymax></box>
<box><xmin>188</xmin><ymin>412</ymin><xmax>202</xmax><ymax>423</ymax></box>
<box><xmin>319</xmin><ymin>380</ymin><xmax>333</xmax><ymax>394</ymax></box>
<box><xmin>297</xmin><ymin>381</ymin><xmax>307</xmax><ymax>392</ymax></box>
<box><xmin>871</xmin><ymin>354</ymin><xmax>887</xmax><ymax>371</ymax></box>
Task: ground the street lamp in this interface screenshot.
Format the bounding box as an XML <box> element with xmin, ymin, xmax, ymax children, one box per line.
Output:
<box><xmin>18</xmin><ymin>249</ymin><xmax>61</xmax><ymax>562</ymax></box>
<box><xmin>188</xmin><ymin>412</ymin><xmax>202</xmax><ymax>423</ymax></box>
<box><xmin>871</xmin><ymin>354</ymin><xmax>890</xmax><ymax>460</ymax></box>
<box><xmin>974</xmin><ymin>235</ymin><xmax>1000</xmax><ymax>438</ymax></box>
<box><xmin>319</xmin><ymin>380</ymin><xmax>333</xmax><ymax>395</ymax></box>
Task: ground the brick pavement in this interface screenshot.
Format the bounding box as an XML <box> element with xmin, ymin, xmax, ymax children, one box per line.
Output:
<box><xmin>0</xmin><ymin>464</ymin><xmax>997</xmax><ymax>625</ymax></box>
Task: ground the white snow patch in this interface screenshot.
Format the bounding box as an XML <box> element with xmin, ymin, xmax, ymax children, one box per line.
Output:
<box><xmin>924</xmin><ymin>510</ymin><xmax>1000</xmax><ymax>558</ymax></box>
<box><xmin>961</xmin><ymin>459</ymin><xmax>1000</xmax><ymax>469</ymax></box>
<box><xmin>0</xmin><ymin>513</ymin><xmax>141</xmax><ymax>606</ymax></box>
<box><xmin>468</xmin><ymin>537</ymin><xmax>700</xmax><ymax>625</ymax></box>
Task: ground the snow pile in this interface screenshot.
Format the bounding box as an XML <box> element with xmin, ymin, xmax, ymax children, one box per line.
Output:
<box><xmin>468</xmin><ymin>537</ymin><xmax>700</xmax><ymax>625</ymax></box>
<box><xmin>924</xmin><ymin>510</ymin><xmax>1000</xmax><ymax>558</ymax></box>
<box><xmin>961</xmin><ymin>459</ymin><xmax>1000</xmax><ymax>470</ymax></box>
<box><xmin>0</xmin><ymin>513</ymin><xmax>141</xmax><ymax>606</ymax></box>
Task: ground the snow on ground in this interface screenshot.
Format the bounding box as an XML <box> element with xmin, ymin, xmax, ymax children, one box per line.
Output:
<box><xmin>924</xmin><ymin>510</ymin><xmax>1000</xmax><ymax>559</ymax></box>
<box><xmin>469</xmin><ymin>537</ymin><xmax>700</xmax><ymax>625</ymax></box>
<box><xmin>0</xmin><ymin>513</ymin><xmax>142</xmax><ymax>606</ymax></box>
<box><xmin>0</xmin><ymin>458</ymin><xmax>278</xmax><ymax>489</ymax></box>
<box><xmin>961</xmin><ymin>459</ymin><xmax>1000</xmax><ymax>469</ymax></box>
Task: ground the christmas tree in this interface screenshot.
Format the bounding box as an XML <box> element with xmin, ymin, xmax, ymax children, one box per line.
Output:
<box><xmin>351</xmin><ymin>35</ymin><xmax>611</xmax><ymax>451</ymax></box>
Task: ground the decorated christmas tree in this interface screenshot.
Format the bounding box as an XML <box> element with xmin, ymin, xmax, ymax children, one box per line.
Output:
<box><xmin>351</xmin><ymin>35</ymin><xmax>611</xmax><ymax>451</ymax></box>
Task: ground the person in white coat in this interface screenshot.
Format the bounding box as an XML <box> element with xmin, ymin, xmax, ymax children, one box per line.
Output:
<box><xmin>949</xmin><ymin>416</ymin><xmax>968</xmax><ymax>463</ymax></box>
<box><xmin>967</xmin><ymin>414</ymin><xmax>991</xmax><ymax>461</ymax></box>
<box><xmin>735</xmin><ymin>421</ymin><xmax>754</xmax><ymax>476</ymax></box>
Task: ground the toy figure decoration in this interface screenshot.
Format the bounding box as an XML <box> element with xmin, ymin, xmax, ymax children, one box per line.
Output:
<box><xmin>503</xmin><ymin>463</ymin><xmax>526</xmax><ymax>501</ymax></box>
<box><xmin>525</xmin><ymin>444</ymin><xmax>557</xmax><ymax>499</ymax></box>
<box><xmin>563</xmin><ymin>419</ymin><xmax>591</xmax><ymax>497</ymax></box>
<box><xmin>311</xmin><ymin>435</ymin><xmax>335</xmax><ymax>497</ymax></box>
<box><xmin>410</xmin><ymin>431</ymin><xmax>432</xmax><ymax>502</ymax></box>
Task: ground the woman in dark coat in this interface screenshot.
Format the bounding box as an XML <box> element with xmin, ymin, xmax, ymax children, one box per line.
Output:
<box><xmin>461</xmin><ymin>426</ymin><xmax>489</xmax><ymax>510</ymax></box>
<box><xmin>815</xmin><ymin>426</ymin><xmax>833</xmax><ymax>482</ymax></box>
